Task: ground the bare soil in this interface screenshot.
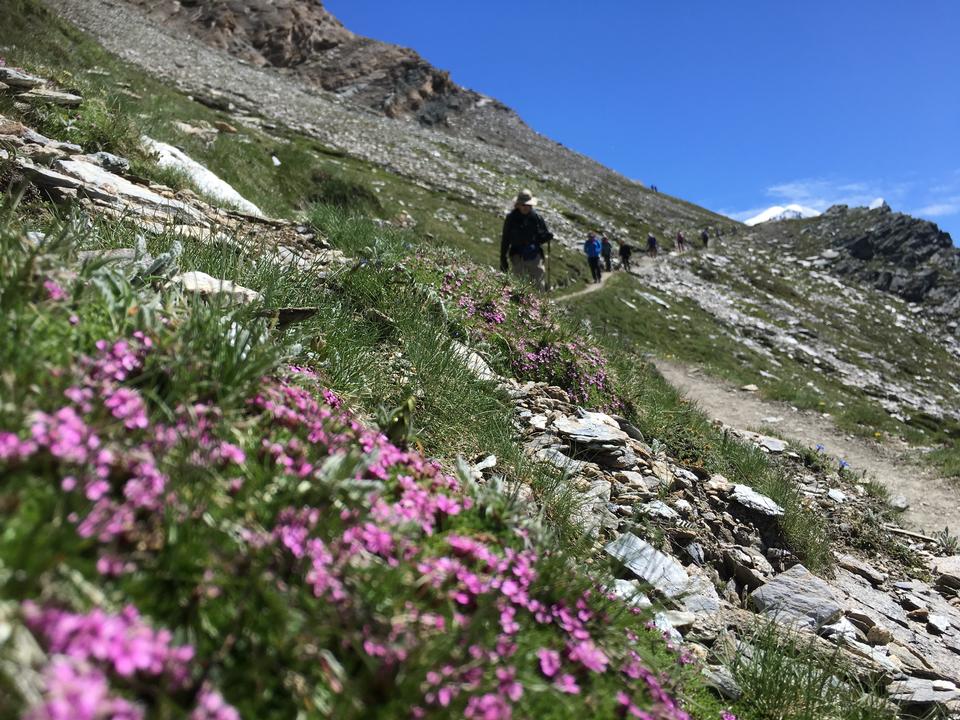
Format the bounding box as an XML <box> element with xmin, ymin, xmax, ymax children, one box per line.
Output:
<box><xmin>655</xmin><ymin>359</ymin><xmax>960</xmax><ymax>533</ymax></box>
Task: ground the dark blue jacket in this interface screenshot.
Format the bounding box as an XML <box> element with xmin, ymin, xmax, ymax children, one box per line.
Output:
<box><xmin>584</xmin><ymin>237</ymin><xmax>602</xmax><ymax>258</ymax></box>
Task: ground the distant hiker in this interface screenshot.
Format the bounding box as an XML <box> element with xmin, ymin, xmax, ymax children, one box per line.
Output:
<box><xmin>500</xmin><ymin>189</ymin><xmax>553</xmax><ymax>289</ymax></box>
<box><xmin>647</xmin><ymin>232</ymin><xmax>658</xmax><ymax>258</ymax></box>
<box><xmin>618</xmin><ymin>239</ymin><xmax>634</xmax><ymax>272</ymax></box>
<box><xmin>584</xmin><ymin>232</ymin><xmax>603</xmax><ymax>284</ymax></box>
<box><xmin>700</xmin><ymin>229</ymin><xmax>710</xmax><ymax>249</ymax></box>
<box><xmin>600</xmin><ymin>235</ymin><xmax>613</xmax><ymax>272</ymax></box>
<box><xmin>676</xmin><ymin>231</ymin><xmax>687</xmax><ymax>254</ymax></box>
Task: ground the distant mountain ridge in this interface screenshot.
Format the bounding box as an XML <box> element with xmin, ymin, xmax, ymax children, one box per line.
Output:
<box><xmin>755</xmin><ymin>204</ymin><xmax>960</xmax><ymax>320</ymax></box>
<box><xmin>122</xmin><ymin>0</ymin><xmax>492</xmax><ymax>125</ymax></box>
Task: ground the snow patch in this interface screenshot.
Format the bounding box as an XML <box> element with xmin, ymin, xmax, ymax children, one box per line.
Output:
<box><xmin>142</xmin><ymin>137</ymin><xmax>262</xmax><ymax>216</ymax></box>
<box><xmin>744</xmin><ymin>204</ymin><xmax>821</xmax><ymax>226</ymax></box>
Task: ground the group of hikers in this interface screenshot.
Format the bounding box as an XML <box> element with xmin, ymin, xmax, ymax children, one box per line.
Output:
<box><xmin>500</xmin><ymin>188</ymin><xmax>721</xmax><ymax>288</ymax></box>
<box><xmin>582</xmin><ymin>232</ymin><xmax>633</xmax><ymax>283</ymax></box>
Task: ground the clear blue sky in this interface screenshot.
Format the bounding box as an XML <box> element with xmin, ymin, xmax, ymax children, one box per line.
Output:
<box><xmin>326</xmin><ymin>1</ymin><xmax>960</xmax><ymax>240</ymax></box>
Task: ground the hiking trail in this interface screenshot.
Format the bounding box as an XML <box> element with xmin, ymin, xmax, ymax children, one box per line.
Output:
<box><xmin>654</xmin><ymin>359</ymin><xmax>960</xmax><ymax>534</ymax></box>
<box><xmin>552</xmin><ymin>255</ymin><xmax>662</xmax><ymax>302</ymax></box>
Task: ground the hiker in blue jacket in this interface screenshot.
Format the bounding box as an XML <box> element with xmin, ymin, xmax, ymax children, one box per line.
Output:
<box><xmin>584</xmin><ymin>232</ymin><xmax>603</xmax><ymax>284</ymax></box>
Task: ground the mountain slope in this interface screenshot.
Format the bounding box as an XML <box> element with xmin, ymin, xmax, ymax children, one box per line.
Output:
<box><xmin>121</xmin><ymin>0</ymin><xmax>483</xmax><ymax>125</ymax></box>
<box><xmin>44</xmin><ymin>0</ymin><xmax>731</xmax><ymax>259</ymax></box>
<box><xmin>4</xmin><ymin>6</ymin><xmax>960</xmax><ymax>719</ymax></box>
<box><xmin>753</xmin><ymin>204</ymin><xmax>960</xmax><ymax>320</ymax></box>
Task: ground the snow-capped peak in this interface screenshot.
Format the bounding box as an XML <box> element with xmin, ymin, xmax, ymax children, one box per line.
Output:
<box><xmin>744</xmin><ymin>204</ymin><xmax>821</xmax><ymax>226</ymax></box>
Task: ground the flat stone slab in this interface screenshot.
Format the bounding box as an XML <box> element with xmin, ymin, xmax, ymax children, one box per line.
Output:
<box><xmin>681</xmin><ymin>574</ymin><xmax>722</xmax><ymax>616</ymax></box>
<box><xmin>888</xmin><ymin>677</ymin><xmax>960</xmax><ymax>709</ymax></box>
<box><xmin>837</xmin><ymin>554</ymin><xmax>887</xmax><ymax>586</ymax></box>
<box><xmin>641</xmin><ymin>500</ymin><xmax>678</xmax><ymax>520</ymax></box>
<box><xmin>610</xmin><ymin>579</ymin><xmax>652</xmax><ymax>608</ymax></box>
<box><xmin>17</xmin><ymin>88</ymin><xmax>83</xmax><ymax>108</ymax></box>
<box><xmin>605</xmin><ymin>533</ymin><xmax>690</xmax><ymax>598</ymax></box>
<box><xmin>533</xmin><ymin>448</ymin><xmax>586</xmax><ymax>474</ymax></box>
<box><xmin>934</xmin><ymin>556</ymin><xmax>960</xmax><ymax>588</ymax></box>
<box><xmin>751</xmin><ymin>564</ymin><xmax>843</xmax><ymax>629</ymax></box>
<box><xmin>554</xmin><ymin>413</ymin><xmax>629</xmax><ymax>445</ymax></box>
<box><xmin>450</xmin><ymin>341</ymin><xmax>496</xmax><ymax>381</ymax></box>
<box><xmin>731</xmin><ymin>484</ymin><xmax>785</xmax><ymax>517</ymax></box>
<box><xmin>0</xmin><ymin>67</ymin><xmax>44</xmax><ymax>88</ymax></box>
<box><xmin>172</xmin><ymin>271</ymin><xmax>262</xmax><ymax>305</ymax></box>
<box><xmin>51</xmin><ymin>158</ymin><xmax>207</xmax><ymax>224</ymax></box>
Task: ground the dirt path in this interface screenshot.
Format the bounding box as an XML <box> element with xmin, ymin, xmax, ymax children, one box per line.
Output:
<box><xmin>552</xmin><ymin>267</ymin><xmax>617</xmax><ymax>302</ymax></box>
<box><xmin>654</xmin><ymin>359</ymin><xmax>959</xmax><ymax>533</ymax></box>
<box><xmin>553</xmin><ymin>255</ymin><xmax>665</xmax><ymax>302</ymax></box>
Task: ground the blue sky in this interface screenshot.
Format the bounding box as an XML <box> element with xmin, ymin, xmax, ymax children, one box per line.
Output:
<box><xmin>326</xmin><ymin>1</ymin><xmax>960</xmax><ymax>239</ymax></box>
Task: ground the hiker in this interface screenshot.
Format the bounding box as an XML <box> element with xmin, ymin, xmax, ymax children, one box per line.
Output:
<box><xmin>584</xmin><ymin>232</ymin><xmax>603</xmax><ymax>284</ymax></box>
<box><xmin>647</xmin><ymin>232</ymin><xmax>658</xmax><ymax>258</ymax></box>
<box><xmin>618</xmin><ymin>239</ymin><xmax>634</xmax><ymax>272</ymax></box>
<box><xmin>701</xmin><ymin>228</ymin><xmax>710</xmax><ymax>249</ymax></box>
<box><xmin>500</xmin><ymin>189</ymin><xmax>553</xmax><ymax>289</ymax></box>
<box><xmin>600</xmin><ymin>235</ymin><xmax>613</xmax><ymax>272</ymax></box>
<box><xmin>676</xmin><ymin>231</ymin><xmax>687</xmax><ymax>254</ymax></box>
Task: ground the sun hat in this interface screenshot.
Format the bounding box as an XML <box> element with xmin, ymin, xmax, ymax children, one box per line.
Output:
<box><xmin>515</xmin><ymin>189</ymin><xmax>538</xmax><ymax>207</ymax></box>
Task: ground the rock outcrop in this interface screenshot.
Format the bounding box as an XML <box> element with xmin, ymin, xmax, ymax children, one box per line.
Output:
<box><xmin>492</xmin><ymin>371</ymin><xmax>960</xmax><ymax>716</ymax></box>
<box><xmin>757</xmin><ymin>204</ymin><xmax>960</xmax><ymax>321</ymax></box>
<box><xmin>121</xmin><ymin>0</ymin><xmax>486</xmax><ymax>126</ymax></box>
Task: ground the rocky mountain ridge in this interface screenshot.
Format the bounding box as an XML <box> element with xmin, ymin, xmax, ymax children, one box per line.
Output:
<box><xmin>755</xmin><ymin>204</ymin><xmax>960</xmax><ymax>322</ymax></box>
<box><xmin>46</xmin><ymin>0</ymin><xmax>729</xmax><ymax>257</ymax></box>
<box><xmin>123</xmin><ymin>0</ymin><xmax>488</xmax><ymax>126</ymax></box>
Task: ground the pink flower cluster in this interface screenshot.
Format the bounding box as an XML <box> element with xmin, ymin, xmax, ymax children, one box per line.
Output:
<box><xmin>437</xmin><ymin>266</ymin><xmax>616</xmax><ymax>407</ymax></box>
<box><xmin>3</xmin><ymin>332</ymin><xmax>248</xmax><ymax>570</ymax></box>
<box><xmin>22</xmin><ymin>603</ymin><xmax>237</xmax><ymax>720</ymax></box>
<box><xmin>2</xmin><ymin>315</ymin><xmax>694</xmax><ymax>717</ymax></box>
<box><xmin>23</xmin><ymin>603</ymin><xmax>195</xmax><ymax>684</ymax></box>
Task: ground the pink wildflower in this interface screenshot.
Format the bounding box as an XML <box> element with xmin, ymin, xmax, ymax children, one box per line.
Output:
<box><xmin>554</xmin><ymin>674</ymin><xmax>580</xmax><ymax>694</ymax></box>
<box><xmin>43</xmin><ymin>279</ymin><xmax>67</xmax><ymax>301</ymax></box>
<box><xmin>537</xmin><ymin>648</ymin><xmax>561</xmax><ymax>678</ymax></box>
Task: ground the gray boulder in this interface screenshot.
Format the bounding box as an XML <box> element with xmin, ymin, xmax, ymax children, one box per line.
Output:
<box><xmin>605</xmin><ymin>533</ymin><xmax>690</xmax><ymax>598</ymax></box>
<box><xmin>751</xmin><ymin>564</ymin><xmax>843</xmax><ymax>629</ymax></box>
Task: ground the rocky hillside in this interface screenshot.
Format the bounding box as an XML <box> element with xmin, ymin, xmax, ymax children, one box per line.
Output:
<box><xmin>4</xmin><ymin>9</ymin><xmax>960</xmax><ymax>720</ymax></box>
<box><xmin>121</xmin><ymin>0</ymin><xmax>484</xmax><ymax>125</ymax></box>
<box><xmin>753</xmin><ymin>204</ymin><xmax>960</xmax><ymax>322</ymax></box>
<box><xmin>44</xmin><ymin>0</ymin><xmax>729</xmax><ymax>258</ymax></box>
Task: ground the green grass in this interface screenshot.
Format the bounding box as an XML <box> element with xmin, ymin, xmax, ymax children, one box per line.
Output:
<box><xmin>726</xmin><ymin>621</ymin><xmax>896</xmax><ymax>720</ymax></box>
<box><xmin>2</xmin><ymin>200</ymin><xmax>725</xmax><ymax>718</ymax></box>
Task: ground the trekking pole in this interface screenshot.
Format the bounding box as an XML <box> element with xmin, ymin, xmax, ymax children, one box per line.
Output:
<box><xmin>546</xmin><ymin>237</ymin><xmax>552</xmax><ymax>291</ymax></box>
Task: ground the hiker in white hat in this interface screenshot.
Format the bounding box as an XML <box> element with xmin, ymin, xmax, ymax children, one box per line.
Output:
<box><xmin>500</xmin><ymin>189</ymin><xmax>553</xmax><ymax>290</ymax></box>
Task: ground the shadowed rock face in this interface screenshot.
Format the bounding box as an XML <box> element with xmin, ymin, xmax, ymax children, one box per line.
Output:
<box><xmin>124</xmin><ymin>0</ymin><xmax>481</xmax><ymax>125</ymax></box>
<box><xmin>759</xmin><ymin>204</ymin><xmax>960</xmax><ymax>320</ymax></box>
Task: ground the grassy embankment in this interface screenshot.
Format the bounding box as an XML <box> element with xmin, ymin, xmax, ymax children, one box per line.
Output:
<box><xmin>0</xmin><ymin>3</ymin><xmax>908</xmax><ymax>717</ymax></box>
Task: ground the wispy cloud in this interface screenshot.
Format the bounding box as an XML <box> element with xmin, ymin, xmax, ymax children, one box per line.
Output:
<box><xmin>764</xmin><ymin>177</ymin><xmax>910</xmax><ymax>211</ymax></box>
<box><xmin>914</xmin><ymin>197</ymin><xmax>960</xmax><ymax>218</ymax></box>
<box><xmin>725</xmin><ymin>173</ymin><xmax>960</xmax><ymax>237</ymax></box>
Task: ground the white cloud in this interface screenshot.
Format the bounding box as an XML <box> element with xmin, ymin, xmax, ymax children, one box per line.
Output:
<box><xmin>720</xmin><ymin>206</ymin><xmax>769</xmax><ymax>222</ymax></box>
<box><xmin>914</xmin><ymin>199</ymin><xmax>960</xmax><ymax>218</ymax></box>
<box><xmin>763</xmin><ymin>177</ymin><xmax>907</xmax><ymax>212</ymax></box>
